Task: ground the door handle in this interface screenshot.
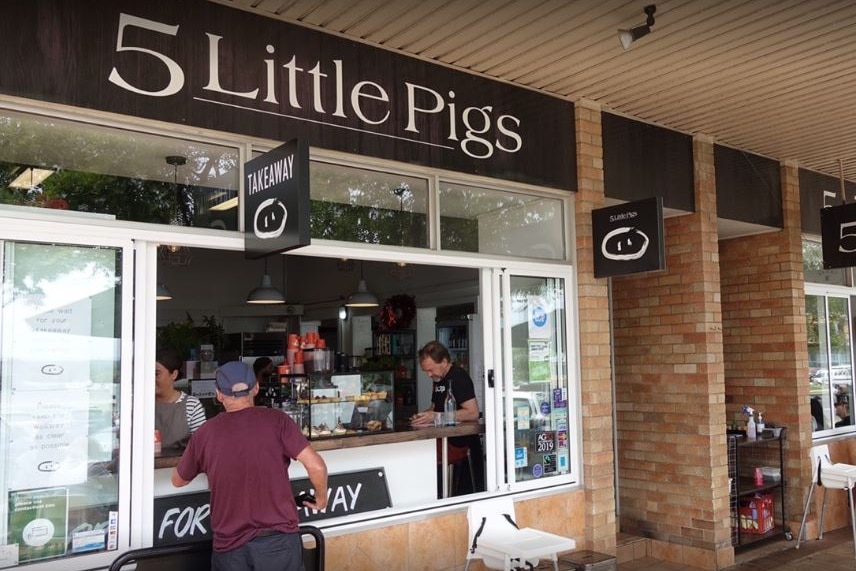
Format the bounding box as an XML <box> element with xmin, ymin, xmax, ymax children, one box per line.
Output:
<box><xmin>487</xmin><ymin>368</ymin><xmax>494</xmax><ymax>388</ymax></box>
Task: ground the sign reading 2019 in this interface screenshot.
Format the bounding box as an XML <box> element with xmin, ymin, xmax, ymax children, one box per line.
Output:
<box><xmin>244</xmin><ymin>138</ymin><xmax>310</xmax><ymax>259</ymax></box>
<box><xmin>592</xmin><ymin>197</ymin><xmax>666</xmax><ymax>278</ymax></box>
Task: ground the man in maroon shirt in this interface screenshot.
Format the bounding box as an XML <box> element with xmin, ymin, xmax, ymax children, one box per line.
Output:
<box><xmin>172</xmin><ymin>361</ymin><xmax>328</xmax><ymax>571</ymax></box>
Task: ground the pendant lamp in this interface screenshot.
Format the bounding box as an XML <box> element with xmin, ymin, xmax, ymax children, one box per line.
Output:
<box><xmin>156</xmin><ymin>282</ymin><xmax>173</xmax><ymax>301</ymax></box>
<box><xmin>345</xmin><ymin>261</ymin><xmax>378</xmax><ymax>307</ymax></box>
<box><xmin>246</xmin><ymin>257</ymin><xmax>285</xmax><ymax>304</ymax></box>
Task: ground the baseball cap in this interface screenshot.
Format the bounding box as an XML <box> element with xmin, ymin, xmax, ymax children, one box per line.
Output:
<box><xmin>215</xmin><ymin>361</ymin><xmax>257</xmax><ymax>397</ymax></box>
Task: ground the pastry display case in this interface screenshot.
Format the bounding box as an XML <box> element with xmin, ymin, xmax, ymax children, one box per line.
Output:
<box><xmin>280</xmin><ymin>370</ymin><xmax>394</xmax><ymax>439</ymax></box>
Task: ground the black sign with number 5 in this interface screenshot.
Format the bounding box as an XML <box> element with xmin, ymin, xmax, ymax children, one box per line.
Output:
<box><xmin>821</xmin><ymin>202</ymin><xmax>856</xmax><ymax>269</ymax></box>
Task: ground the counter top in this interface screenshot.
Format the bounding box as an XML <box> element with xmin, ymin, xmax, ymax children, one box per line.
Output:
<box><xmin>154</xmin><ymin>420</ymin><xmax>484</xmax><ymax>469</ymax></box>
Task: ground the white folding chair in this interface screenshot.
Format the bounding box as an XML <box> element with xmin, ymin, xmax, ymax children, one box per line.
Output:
<box><xmin>463</xmin><ymin>496</ymin><xmax>576</xmax><ymax>571</ymax></box>
<box><xmin>796</xmin><ymin>444</ymin><xmax>856</xmax><ymax>556</ymax></box>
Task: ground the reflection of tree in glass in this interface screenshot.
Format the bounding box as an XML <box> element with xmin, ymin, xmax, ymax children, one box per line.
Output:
<box><xmin>6</xmin><ymin>242</ymin><xmax>118</xmax><ymax>305</ymax></box>
<box><xmin>0</xmin><ymin>109</ymin><xmax>239</xmax><ymax>226</ymax></box>
<box><xmin>0</xmin><ymin>160</ymin><xmax>239</xmax><ymax>230</ymax></box>
<box><xmin>310</xmin><ymin>193</ymin><xmax>427</xmax><ymax>247</ymax></box>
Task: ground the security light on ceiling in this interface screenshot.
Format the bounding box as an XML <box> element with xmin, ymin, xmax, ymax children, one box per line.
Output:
<box><xmin>618</xmin><ymin>4</ymin><xmax>657</xmax><ymax>50</ymax></box>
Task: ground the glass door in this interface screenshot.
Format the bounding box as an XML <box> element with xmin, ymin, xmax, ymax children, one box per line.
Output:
<box><xmin>0</xmin><ymin>237</ymin><xmax>133</xmax><ymax>568</ymax></box>
<box><xmin>488</xmin><ymin>268</ymin><xmax>579</xmax><ymax>491</ymax></box>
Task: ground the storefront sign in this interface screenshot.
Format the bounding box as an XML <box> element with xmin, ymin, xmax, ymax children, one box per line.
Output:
<box><xmin>592</xmin><ymin>196</ymin><xmax>665</xmax><ymax>278</ymax></box>
<box><xmin>802</xmin><ymin>168</ymin><xmax>856</xmax><ymax>235</ymax></box>
<box><xmin>0</xmin><ymin>0</ymin><xmax>575</xmax><ymax>191</ymax></box>
<box><xmin>820</xmin><ymin>202</ymin><xmax>856</xmax><ymax>268</ymax></box>
<box><xmin>154</xmin><ymin>468</ymin><xmax>390</xmax><ymax>545</ymax></box>
<box><xmin>244</xmin><ymin>138</ymin><xmax>310</xmax><ymax>258</ymax></box>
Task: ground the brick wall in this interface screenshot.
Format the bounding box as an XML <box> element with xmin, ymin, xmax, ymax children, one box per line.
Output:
<box><xmin>719</xmin><ymin>161</ymin><xmax>810</xmax><ymax>533</ymax></box>
<box><xmin>611</xmin><ymin>135</ymin><xmax>733</xmax><ymax>570</ymax></box>
<box><xmin>574</xmin><ymin>99</ymin><xmax>618</xmax><ymax>553</ymax></box>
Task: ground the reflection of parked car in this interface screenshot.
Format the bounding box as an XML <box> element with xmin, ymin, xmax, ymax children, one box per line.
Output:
<box><xmin>810</xmin><ymin>369</ymin><xmax>828</xmax><ymax>384</ymax></box>
<box><xmin>832</xmin><ymin>365</ymin><xmax>852</xmax><ymax>383</ymax></box>
<box><xmin>513</xmin><ymin>392</ymin><xmax>550</xmax><ymax>431</ymax></box>
<box><xmin>811</xmin><ymin>366</ymin><xmax>852</xmax><ymax>384</ymax></box>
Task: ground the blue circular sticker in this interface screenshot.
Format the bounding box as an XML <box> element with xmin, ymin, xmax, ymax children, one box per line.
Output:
<box><xmin>532</xmin><ymin>306</ymin><xmax>548</xmax><ymax>327</ymax></box>
<box><xmin>532</xmin><ymin>463</ymin><xmax>543</xmax><ymax>478</ymax></box>
<box><xmin>540</xmin><ymin>401</ymin><xmax>551</xmax><ymax>415</ymax></box>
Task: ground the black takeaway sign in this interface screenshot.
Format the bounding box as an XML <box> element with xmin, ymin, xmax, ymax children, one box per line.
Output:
<box><xmin>153</xmin><ymin>468</ymin><xmax>391</xmax><ymax>546</ymax></box>
<box><xmin>244</xmin><ymin>138</ymin><xmax>310</xmax><ymax>259</ymax></box>
<box><xmin>592</xmin><ymin>197</ymin><xmax>665</xmax><ymax>278</ymax></box>
<box><xmin>821</xmin><ymin>202</ymin><xmax>856</xmax><ymax>269</ymax></box>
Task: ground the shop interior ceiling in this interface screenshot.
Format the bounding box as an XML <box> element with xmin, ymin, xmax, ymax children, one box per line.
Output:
<box><xmin>213</xmin><ymin>0</ymin><xmax>856</xmax><ymax>184</ymax></box>
<box><xmin>157</xmin><ymin>248</ymin><xmax>479</xmax><ymax>324</ymax></box>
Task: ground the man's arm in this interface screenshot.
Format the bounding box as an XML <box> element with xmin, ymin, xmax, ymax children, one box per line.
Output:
<box><xmin>171</xmin><ymin>467</ymin><xmax>191</xmax><ymax>487</ymax></box>
<box><xmin>457</xmin><ymin>397</ymin><xmax>480</xmax><ymax>422</ymax></box>
<box><xmin>295</xmin><ymin>445</ymin><xmax>329</xmax><ymax>511</ymax></box>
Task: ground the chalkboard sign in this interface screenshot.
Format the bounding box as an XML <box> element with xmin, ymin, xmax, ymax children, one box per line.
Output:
<box><xmin>153</xmin><ymin>467</ymin><xmax>391</xmax><ymax>546</ymax></box>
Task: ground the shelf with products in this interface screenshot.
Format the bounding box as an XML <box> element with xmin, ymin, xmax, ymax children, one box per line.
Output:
<box><xmin>372</xmin><ymin>330</ymin><xmax>418</xmax><ymax>418</ymax></box>
<box><xmin>276</xmin><ymin>372</ymin><xmax>395</xmax><ymax>440</ymax></box>
<box><xmin>728</xmin><ymin>428</ymin><xmax>792</xmax><ymax>547</ymax></box>
<box><xmin>436</xmin><ymin>321</ymin><xmax>469</xmax><ymax>371</ymax></box>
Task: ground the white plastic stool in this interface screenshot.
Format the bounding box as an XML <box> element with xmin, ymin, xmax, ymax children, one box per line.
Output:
<box><xmin>464</xmin><ymin>496</ymin><xmax>575</xmax><ymax>571</ymax></box>
<box><xmin>796</xmin><ymin>444</ymin><xmax>856</xmax><ymax>557</ymax></box>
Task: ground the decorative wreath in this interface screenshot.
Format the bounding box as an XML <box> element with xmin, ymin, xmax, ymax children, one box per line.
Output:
<box><xmin>379</xmin><ymin>294</ymin><xmax>416</xmax><ymax>330</ymax></box>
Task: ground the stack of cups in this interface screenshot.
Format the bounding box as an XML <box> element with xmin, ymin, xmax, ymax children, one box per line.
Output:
<box><xmin>287</xmin><ymin>334</ymin><xmax>300</xmax><ymax>368</ymax></box>
<box><xmin>293</xmin><ymin>349</ymin><xmax>305</xmax><ymax>374</ymax></box>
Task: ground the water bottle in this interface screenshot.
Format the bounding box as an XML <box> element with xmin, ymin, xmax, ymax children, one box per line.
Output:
<box><xmin>444</xmin><ymin>385</ymin><xmax>457</xmax><ymax>426</ymax></box>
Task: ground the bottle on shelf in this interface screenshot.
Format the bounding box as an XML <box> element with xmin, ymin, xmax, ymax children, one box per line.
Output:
<box><xmin>746</xmin><ymin>413</ymin><xmax>757</xmax><ymax>440</ymax></box>
<box><xmin>756</xmin><ymin>412</ymin><xmax>765</xmax><ymax>434</ymax></box>
<box><xmin>444</xmin><ymin>384</ymin><xmax>457</xmax><ymax>426</ymax></box>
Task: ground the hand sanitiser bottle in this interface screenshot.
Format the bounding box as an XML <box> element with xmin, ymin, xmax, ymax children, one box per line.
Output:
<box><xmin>444</xmin><ymin>385</ymin><xmax>457</xmax><ymax>426</ymax></box>
<box><xmin>747</xmin><ymin>413</ymin><xmax>757</xmax><ymax>440</ymax></box>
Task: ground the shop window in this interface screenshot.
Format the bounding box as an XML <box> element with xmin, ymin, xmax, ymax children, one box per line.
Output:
<box><xmin>806</xmin><ymin>293</ymin><xmax>856</xmax><ymax>434</ymax></box>
<box><xmin>0</xmin><ymin>240</ymin><xmax>124</xmax><ymax>564</ymax></box>
<box><xmin>439</xmin><ymin>182</ymin><xmax>566</xmax><ymax>260</ymax></box>
<box><xmin>803</xmin><ymin>239</ymin><xmax>850</xmax><ymax>286</ymax></box>
<box><xmin>505</xmin><ymin>274</ymin><xmax>573</xmax><ymax>484</ymax></box>
<box><xmin>0</xmin><ymin>109</ymin><xmax>240</xmax><ymax>230</ymax></box>
<box><xmin>307</xmin><ymin>160</ymin><xmax>428</xmax><ymax>248</ymax></box>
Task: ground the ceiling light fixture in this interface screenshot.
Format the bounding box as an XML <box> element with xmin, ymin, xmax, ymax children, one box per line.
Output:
<box><xmin>618</xmin><ymin>4</ymin><xmax>656</xmax><ymax>50</ymax></box>
<box><xmin>345</xmin><ymin>261</ymin><xmax>378</xmax><ymax>307</ymax></box>
<box><xmin>209</xmin><ymin>197</ymin><xmax>238</xmax><ymax>211</ymax></box>
<box><xmin>156</xmin><ymin>282</ymin><xmax>173</xmax><ymax>301</ymax></box>
<box><xmin>9</xmin><ymin>167</ymin><xmax>54</xmax><ymax>190</ymax></box>
<box><xmin>246</xmin><ymin>257</ymin><xmax>285</xmax><ymax>304</ymax></box>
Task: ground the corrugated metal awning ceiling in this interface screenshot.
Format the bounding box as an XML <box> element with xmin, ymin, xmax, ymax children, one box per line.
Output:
<box><xmin>212</xmin><ymin>0</ymin><xmax>856</xmax><ymax>183</ymax></box>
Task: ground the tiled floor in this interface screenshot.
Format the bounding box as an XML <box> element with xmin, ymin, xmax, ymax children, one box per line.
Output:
<box><xmin>617</xmin><ymin>527</ymin><xmax>855</xmax><ymax>571</ymax></box>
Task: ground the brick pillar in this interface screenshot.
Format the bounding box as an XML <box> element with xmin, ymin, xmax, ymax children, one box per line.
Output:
<box><xmin>719</xmin><ymin>160</ymin><xmax>809</xmax><ymax>535</ymax></box>
<box><xmin>611</xmin><ymin>134</ymin><xmax>733</xmax><ymax>570</ymax></box>
<box><xmin>574</xmin><ymin>98</ymin><xmax>617</xmax><ymax>553</ymax></box>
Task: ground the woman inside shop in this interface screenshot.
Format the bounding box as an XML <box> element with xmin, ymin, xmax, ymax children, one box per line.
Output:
<box><xmin>156</xmin><ymin>348</ymin><xmax>207</xmax><ymax>449</ymax></box>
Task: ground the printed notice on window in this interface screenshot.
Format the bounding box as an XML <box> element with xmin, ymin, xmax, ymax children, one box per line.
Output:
<box><xmin>8</xmin><ymin>488</ymin><xmax>69</xmax><ymax>563</ymax></box>
<box><xmin>6</xmin><ymin>389</ymin><xmax>89</xmax><ymax>490</ymax></box>
<box><xmin>528</xmin><ymin>338</ymin><xmax>551</xmax><ymax>381</ymax></box>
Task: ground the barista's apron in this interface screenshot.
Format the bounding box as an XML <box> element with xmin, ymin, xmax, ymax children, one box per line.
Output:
<box><xmin>156</xmin><ymin>395</ymin><xmax>190</xmax><ymax>449</ymax></box>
